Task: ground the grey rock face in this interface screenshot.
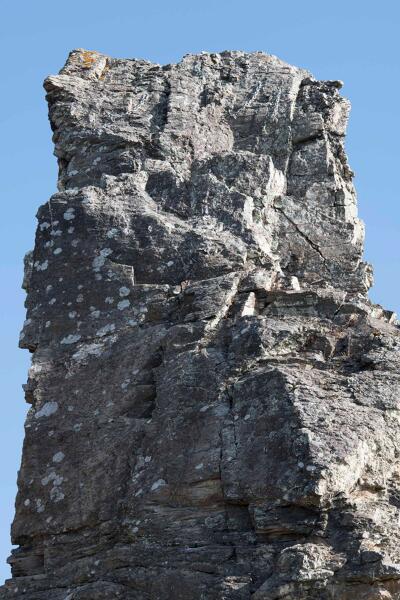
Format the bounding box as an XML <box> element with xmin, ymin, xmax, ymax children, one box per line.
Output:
<box><xmin>2</xmin><ymin>49</ymin><xmax>400</xmax><ymax>599</ymax></box>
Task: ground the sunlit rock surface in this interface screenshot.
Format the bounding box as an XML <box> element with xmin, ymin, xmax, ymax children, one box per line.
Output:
<box><xmin>2</xmin><ymin>49</ymin><xmax>400</xmax><ymax>600</ymax></box>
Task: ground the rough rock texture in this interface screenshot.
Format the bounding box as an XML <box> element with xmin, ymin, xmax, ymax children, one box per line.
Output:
<box><xmin>2</xmin><ymin>49</ymin><xmax>400</xmax><ymax>600</ymax></box>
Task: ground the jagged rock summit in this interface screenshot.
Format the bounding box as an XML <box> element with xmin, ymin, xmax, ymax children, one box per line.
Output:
<box><xmin>2</xmin><ymin>49</ymin><xmax>400</xmax><ymax>600</ymax></box>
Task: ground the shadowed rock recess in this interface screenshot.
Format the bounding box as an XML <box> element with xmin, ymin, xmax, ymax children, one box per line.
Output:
<box><xmin>2</xmin><ymin>49</ymin><xmax>400</xmax><ymax>600</ymax></box>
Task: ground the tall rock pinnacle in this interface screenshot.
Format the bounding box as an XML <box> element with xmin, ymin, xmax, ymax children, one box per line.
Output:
<box><xmin>2</xmin><ymin>50</ymin><xmax>400</xmax><ymax>599</ymax></box>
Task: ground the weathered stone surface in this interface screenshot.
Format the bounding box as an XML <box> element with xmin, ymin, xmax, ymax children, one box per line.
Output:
<box><xmin>2</xmin><ymin>49</ymin><xmax>400</xmax><ymax>599</ymax></box>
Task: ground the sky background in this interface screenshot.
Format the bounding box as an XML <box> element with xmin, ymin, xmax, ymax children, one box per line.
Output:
<box><xmin>1</xmin><ymin>0</ymin><xmax>399</xmax><ymax>583</ymax></box>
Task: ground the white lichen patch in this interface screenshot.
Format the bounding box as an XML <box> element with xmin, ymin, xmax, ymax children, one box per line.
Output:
<box><xmin>41</xmin><ymin>471</ymin><xmax>63</xmax><ymax>487</ymax></box>
<box><xmin>50</xmin><ymin>487</ymin><xmax>65</xmax><ymax>502</ymax></box>
<box><xmin>121</xmin><ymin>378</ymin><xmax>131</xmax><ymax>390</ymax></box>
<box><xmin>41</xmin><ymin>470</ymin><xmax>65</xmax><ymax>503</ymax></box>
<box><xmin>119</xmin><ymin>286</ymin><xmax>130</xmax><ymax>297</ymax></box>
<box><xmin>63</xmin><ymin>208</ymin><xmax>75</xmax><ymax>221</ymax></box>
<box><xmin>92</xmin><ymin>248</ymin><xmax>113</xmax><ymax>271</ymax></box>
<box><xmin>52</xmin><ymin>452</ymin><xmax>65</xmax><ymax>463</ymax></box>
<box><xmin>151</xmin><ymin>479</ymin><xmax>166</xmax><ymax>491</ymax></box>
<box><xmin>34</xmin><ymin>260</ymin><xmax>48</xmax><ymax>271</ymax></box>
<box><xmin>117</xmin><ymin>299</ymin><xmax>130</xmax><ymax>310</ymax></box>
<box><xmin>35</xmin><ymin>402</ymin><xmax>59</xmax><ymax>419</ymax></box>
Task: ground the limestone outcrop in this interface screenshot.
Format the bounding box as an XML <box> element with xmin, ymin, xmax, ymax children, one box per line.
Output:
<box><xmin>2</xmin><ymin>49</ymin><xmax>400</xmax><ymax>599</ymax></box>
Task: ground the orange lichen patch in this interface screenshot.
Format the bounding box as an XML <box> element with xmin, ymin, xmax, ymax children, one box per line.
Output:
<box><xmin>79</xmin><ymin>50</ymin><xmax>98</xmax><ymax>69</ymax></box>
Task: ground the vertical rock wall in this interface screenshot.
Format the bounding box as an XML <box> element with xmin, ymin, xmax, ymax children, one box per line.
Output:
<box><xmin>2</xmin><ymin>50</ymin><xmax>400</xmax><ymax>600</ymax></box>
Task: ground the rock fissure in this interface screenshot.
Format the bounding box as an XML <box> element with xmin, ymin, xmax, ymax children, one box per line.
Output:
<box><xmin>273</xmin><ymin>203</ymin><xmax>330</xmax><ymax>268</ymax></box>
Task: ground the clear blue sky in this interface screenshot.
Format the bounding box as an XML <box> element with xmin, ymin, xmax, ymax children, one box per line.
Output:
<box><xmin>1</xmin><ymin>0</ymin><xmax>399</xmax><ymax>583</ymax></box>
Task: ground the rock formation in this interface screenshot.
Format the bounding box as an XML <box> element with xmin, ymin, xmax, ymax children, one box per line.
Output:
<box><xmin>2</xmin><ymin>49</ymin><xmax>400</xmax><ymax>600</ymax></box>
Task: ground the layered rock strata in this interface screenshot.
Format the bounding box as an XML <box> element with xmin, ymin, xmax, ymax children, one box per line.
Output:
<box><xmin>2</xmin><ymin>49</ymin><xmax>400</xmax><ymax>600</ymax></box>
